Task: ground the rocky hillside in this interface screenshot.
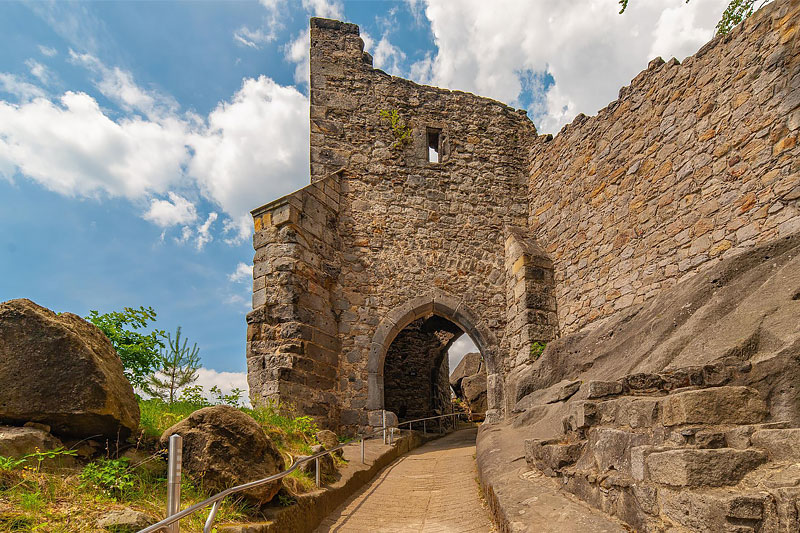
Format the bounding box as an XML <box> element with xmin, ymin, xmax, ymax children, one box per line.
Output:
<box><xmin>482</xmin><ymin>232</ymin><xmax>800</xmax><ymax>532</ymax></box>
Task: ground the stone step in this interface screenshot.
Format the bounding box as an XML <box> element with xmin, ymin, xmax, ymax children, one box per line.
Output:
<box><xmin>565</xmin><ymin>396</ymin><xmax>661</xmax><ymax>433</ymax></box>
<box><xmin>638</xmin><ymin>448</ymin><xmax>767</xmax><ymax>487</ymax></box>
<box><xmin>660</xmin><ymin>488</ymin><xmax>774</xmax><ymax>533</ymax></box>
<box><xmin>524</xmin><ymin>438</ymin><xmax>585</xmax><ymax>477</ymax></box>
<box><xmin>661</xmin><ymin>386</ymin><xmax>768</xmax><ymax>427</ymax></box>
<box><xmin>750</xmin><ymin>428</ymin><xmax>800</xmax><ymax>462</ymax></box>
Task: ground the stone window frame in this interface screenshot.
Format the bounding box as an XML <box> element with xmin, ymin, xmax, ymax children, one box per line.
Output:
<box><xmin>415</xmin><ymin>121</ymin><xmax>446</xmax><ymax>166</ymax></box>
<box><xmin>426</xmin><ymin>127</ymin><xmax>442</xmax><ymax>164</ymax></box>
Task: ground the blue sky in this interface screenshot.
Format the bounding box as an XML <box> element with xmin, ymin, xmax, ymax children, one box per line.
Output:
<box><xmin>0</xmin><ymin>0</ymin><xmax>728</xmax><ymax>395</ymax></box>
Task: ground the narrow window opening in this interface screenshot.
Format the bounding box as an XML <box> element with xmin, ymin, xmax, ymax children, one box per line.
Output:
<box><xmin>427</xmin><ymin>129</ymin><xmax>440</xmax><ymax>163</ymax></box>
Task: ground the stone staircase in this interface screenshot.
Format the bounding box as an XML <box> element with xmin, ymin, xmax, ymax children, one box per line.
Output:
<box><xmin>523</xmin><ymin>373</ymin><xmax>800</xmax><ymax>532</ymax></box>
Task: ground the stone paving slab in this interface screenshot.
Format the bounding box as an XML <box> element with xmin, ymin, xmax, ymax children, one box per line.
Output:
<box><xmin>315</xmin><ymin>428</ymin><xmax>494</xmax><ymax>533</ymax></box>
<box><xmin>220</xmin><ymin>431</ymin><xmax>427</xmax><ymax>533</ymax></box>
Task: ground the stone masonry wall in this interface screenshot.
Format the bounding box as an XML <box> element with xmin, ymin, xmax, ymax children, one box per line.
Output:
<box><xmin>248</xmin><ymin>1</ymin><xmax>800</xmax><ymax>429</ymax></box>
<box><xmin>383</xmin><ymin>317</ymin><xmax>457</xmax><ymax>420</ymax></box>
<box><xmin>247</xmin><ymin>174</ymin><xmax>342</xmax><ymax>427</ymax></box>
<box><xmin>528</xmin><ymin>0</ymin><xmax>800</xmax><ymax>334</ymax></box>
<box><xmin>307</xmin><ymin>18</ymin><xmax>537</xmax><ymax>426</ymax></box>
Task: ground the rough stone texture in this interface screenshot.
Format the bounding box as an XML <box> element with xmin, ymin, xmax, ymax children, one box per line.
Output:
<box><xmin>160</xmin><ymin>405</ymin><xmax>284</xmax><ymax>504</ymax></box>
<box><xmin>316</xmin><ymin>429</ymin><xmax>342</xmax><ymax>458</ymax></box>
<box><xmin>661</xmin><ymin>386</ymin><xmax>769</xmax><ymax>426</ymax></box>
<box><xmin>248</xmin><ymin>16</ymin><xmax>547</xmax><ymax>429</ymax></box>
<box><xmin>510</xmin><ymin>232</ymin><xmax>800</xmax><ymax>427</ymax></box>
<box><xmin>528</xmin><ymin>0</ymin><xmax>800</xmax><ymax>335</ymax></box>
<box><xmin>96</xmin><ymin>509</ymin><xmax>156</xmax><ymax>532</ymax></box>
<box><xmin>0</xmin><ymin>425</ymin><xmax>75</xmax><ymax>469</ymax></box>
<box><xmin>525</xmin><ymin>438</ymin><xmax>584</xmax><ymax>477</ymax></box>
<box><xmin>751</xmin><ymin>428</ymin><xmax>800</xmax><ymax>461</ymax></box>
<box><xmin>449</xmin><ymin>352</ymin><xmax>482</xmax><ymax>396</ymax></box>
<box><xmin>247</xmin><ymin>0</ymin><xmax>800</xmax><ymax>432</ymax></box>
<box><xmin>450</xmin><ymin>352</ymin><xmax>488</xmax><ymax>418</ymax></box>
<box><xmin>0</xmin><ymin>298</ymin><xmax>139</xmax><ymax>439</ymax></box>
<box><xmin>461</xmin><ymin>373</ymin><xmax>488</xmax><ymax>417</ymax></box>
<box><xmin>383</xmin><ymin>316</ymin><xmax>457</xmax><ymax>420</ymax></box>
<box><xmin>501</xmin><ymin>232</ymin><xmax>800</xmax><ymax>531</ymax></box>
<box><xmin>298</xmin><ymin>444</ymin><xmax>335</xmax><ymax>479</ymax></box>
<box><xmin>645</xmin><ymin>448</ymin><xmax>767</xmax><ymax>487</ymax></box>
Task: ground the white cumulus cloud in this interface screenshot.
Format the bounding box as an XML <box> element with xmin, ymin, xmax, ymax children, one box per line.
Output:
<box><xmin>189</xmin><ymin>75</ymin><xmax>309</xmax><ymax>242</ymax></box>
<box><xmin>229</xmin><ymin>262</ymin><xmax>253</xmax><ymax>283</ymax></box>
<box><xmin>0</xmin><ymin>54</ymin><xmax>309</xmax><ymax>247</ymax></box>
<box><xmin>0</xmin><ymin>91</ymin><xmax>188</xmax><ymax>198</ymax></box>
<box><xmin>144</xmin><ymin>192</ymin><xmax>198</xmax><ymax>228</ymax></box>
<box><xmin>194</xmin><ymin>367</ymin><xmax>251</xmax><ymax>405</ymax></box>
<box><xmin>411</xmin><ymin>0</ymin><xmax>728</xmax><ymax>133</ymax></box>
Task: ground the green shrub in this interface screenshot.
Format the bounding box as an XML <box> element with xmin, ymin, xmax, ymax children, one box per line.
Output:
<box><xmin>80</xmin><ymin>458</ymin><xmax>134</xmax><ymax>497</ymax></box>
<box><xmin>0</xmin><ymin>456</ymin><xmax>26</xmax><ymax>471</ymax></box>
<box><xmin>530</xmin><ymin>341</ymin><xmax>547</xmax><ymax>360</ymax></box>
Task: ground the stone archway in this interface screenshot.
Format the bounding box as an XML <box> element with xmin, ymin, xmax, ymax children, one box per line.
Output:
<box><xmin>366</xmin><ymin>291</ymin><xmax>502</xmax><ymax>421</ymax></box>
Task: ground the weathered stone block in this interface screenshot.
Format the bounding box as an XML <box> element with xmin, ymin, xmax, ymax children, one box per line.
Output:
<box><xmin>750</xmin><ymin>428</ymin><xmax>800</xmax><ymax>461</ymax></box>
<box><xmin>588</xmin><ymin>428</ymin><xmax>648</xmax><ymax>477</ymax></box>
<box><xmin>645</xmin><ymin>448</ymin><xmax>766</xmax><ymax>487</ymax></box>
<box><xmin>525</xmin><ymin>438</ymin><xmax>584</xmax><ymax>476</ymax></box>
<box><xmin>661</xmin><ymin>386</ymin><xmax>768</xmax><ymax>426</ymax></box>
<box><xmin>586</xmin><ymin>381</ymin><xmax>623</xmax><ymax>399</ymax></box>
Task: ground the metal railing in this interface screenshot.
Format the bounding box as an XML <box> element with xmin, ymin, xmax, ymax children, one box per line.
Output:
<box><xmin>138</xmin><ymin>410</ymin><xmax>467</xmax><ymax>533</ymax></box>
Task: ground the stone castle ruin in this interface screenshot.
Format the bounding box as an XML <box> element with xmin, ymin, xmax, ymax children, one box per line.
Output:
<box><xmin>246</xmin><ymin>0</ymin><xmax>800</xmax><ymax>438</ymax></box>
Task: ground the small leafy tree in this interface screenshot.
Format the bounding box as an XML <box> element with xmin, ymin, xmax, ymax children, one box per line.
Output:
<box><xmin>210</xmin><ymin>385</ymin><xmax>245</xmax><ymax>407</ymax></box>
<box><xmin>144</xmin><ymin>326</ymin><xmax>201</xmax><ymax>404</ymax></box>
<box><xmin>619</xmin><ymin>0</ymin><xmax>769</xmax><ymax>36</ymax></box>
<box><xmin>178</xmin><ymin>384</ymin><xmax>209</xmax><ymax>406</ymax></box>
<box><xmin>86</xmin><ymin>307</ymin><xmax>165</xmax><ymax>389</ymax></box>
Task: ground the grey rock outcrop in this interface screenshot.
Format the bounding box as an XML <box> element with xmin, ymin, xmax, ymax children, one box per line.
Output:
<box><xmin>96</xmin><ymin>509</ymin><xmax>156</xmax><ymax>532</ymax></box>
<box><xmin>0</xmin><ymin>425</ymin><xmax>76</xmax><ymax>468</ymax></box>
<box><xmin>450</xmin><ymin>353</ymin><xmax>487</xmax><ymax>418</ymax></box>
<box><xmin>503</xmin><ymin>232</ymin><xmax>800</xmax><ymax>532</ymax></box>
<box><xmin>160</xmin><ymin>405</ymin><xmax>284</xmax><ymax>504</ymax></box>
<box><xmin>509</xmin><ymin>232</ymin><xmax>800</xmax><ymax>426</ymax></box>
<box><xmin>316</xmin><ymin>429</ymin><xmax>342</xmax><ymax>458</ymax></box>
<box><xmin>0</xmin><ymin>298</ymin><xmax>139</xmax><ymax>439</ymax></box>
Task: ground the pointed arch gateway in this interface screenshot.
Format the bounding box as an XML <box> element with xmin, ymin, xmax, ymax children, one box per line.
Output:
<box><xmin>366</xmin><ymin>290</ymin><xmax>502</xmax><ymax>421</ymax></box>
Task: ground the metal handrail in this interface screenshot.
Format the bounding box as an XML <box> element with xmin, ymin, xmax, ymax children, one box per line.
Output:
<box><xmin>138</xmin><ymin>411</ymin><xmax>466</xmax><ymax>533</ymax></box>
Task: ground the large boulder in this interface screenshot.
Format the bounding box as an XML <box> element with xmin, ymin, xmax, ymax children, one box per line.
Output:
<box><xmin>450</xmin><ymin>353</ymin><xmax>487</xmax><ymax>418</ymax></box>
<box><xmin>462</xmin><ymin>374</ymin><xmax>488</xmax><ymax>415</ymax></box>
<box><xmin>160</xmin><ymin>405</ymin><xmax>285</xmax><ymax>504</ymax></box>
<box><xmin>0</xmin><ymin>299</ymin><xmax>139</xmax><ymax>439</ymax></box>
<box><xmin>449</xmin><ymin>352</ymin><xmax>483</xmax><ymax>396</ymax></box>
<box><xmin>316</xmin><ymin>429</ymin><xmax>343</xmax><ymax>458</ymax></box>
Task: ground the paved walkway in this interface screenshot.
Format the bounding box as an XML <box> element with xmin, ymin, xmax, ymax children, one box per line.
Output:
<box><xmin>315</xmin><ymin>428</ymin><xmax>494</xmax><ymax>533</ymax></box>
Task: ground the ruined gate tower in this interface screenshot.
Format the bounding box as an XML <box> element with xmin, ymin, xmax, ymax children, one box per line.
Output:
<box><xmin>245</xmin><ymin>18</ymin><xmax>559</xmax><ymax>429</ymax></box>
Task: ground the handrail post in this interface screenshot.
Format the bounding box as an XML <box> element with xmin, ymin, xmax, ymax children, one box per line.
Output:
<box><xmin>423</xmin><ymin>419</ymin><xmax>426</xmax><ymax>434</ymax></box>
<box><xmin>167</xmin><ymin>434</ymin><xmax>183</xmax><ymax>533</ymax></box>
<box><xmin>382</xmin><ymin>409</ymin><xmax>387</xmax><ymax>445</ymax></box>
<box><xmin>203</xmin><ymin>500</ymin><xmax>220</xmax><ymax>533</ymax></box>
<box><xmin>360</xmin><ymin>436</ymin><xmax>365</xmax><ymax>464</ymax></box>
<box><xmin>315</xmin><ymin>457</ymin><xmax>321</xmax><ymax>487</ymax></box>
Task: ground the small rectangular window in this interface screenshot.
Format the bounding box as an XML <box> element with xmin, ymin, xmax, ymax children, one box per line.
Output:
<box><xmin>427</xmin><ymin>129</ymin><xmax>440</xmax><ymax>163</ymax></box>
